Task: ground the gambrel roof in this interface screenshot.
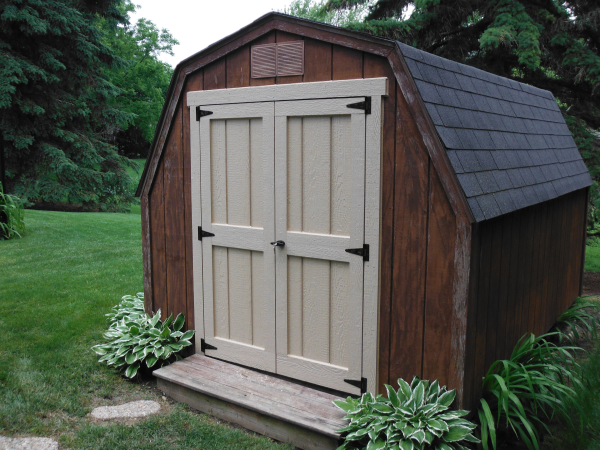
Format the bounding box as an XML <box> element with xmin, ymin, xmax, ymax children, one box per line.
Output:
<box><xmin>137</xmin><ymin>12</ymin><xmax>591</xmax><ymax>224</ymax></box>
<box><xmin>398</xmin><ymin>43</ymin><xmax>592</xmax><ymax>222</ymax></box>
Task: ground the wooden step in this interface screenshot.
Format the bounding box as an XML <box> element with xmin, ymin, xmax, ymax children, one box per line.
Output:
<box><xmin>153</xmin><ymin>354</ymin><xmax>348</xmax><ymax>450</ymax></box>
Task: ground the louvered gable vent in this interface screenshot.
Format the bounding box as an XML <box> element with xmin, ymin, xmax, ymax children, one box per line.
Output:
<box><xmin>251</xmin><ymin>43</ymin><xmax>277</xmax><ymax>78</ymax></box>
<box><xmin>251</xmin><ymin>41</ymin><xmax>304</xmax><ymax>78</ymax></box>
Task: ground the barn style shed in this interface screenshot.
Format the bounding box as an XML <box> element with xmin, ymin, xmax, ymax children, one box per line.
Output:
<box><xmin>137</xmin><ymin>12</ymin><xmax>591</xmax><ymax>449</ymax></box>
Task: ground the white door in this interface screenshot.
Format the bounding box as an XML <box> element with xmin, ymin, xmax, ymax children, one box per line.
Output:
<box><xmin>274</xmin><ymin>98</ymin><xmax>367</xmax><ymax>395</ymax></box>
<box><xmin>199</xmin><ymin>102</ymin><xmax>276</xmax><ymax>372</ymax></box>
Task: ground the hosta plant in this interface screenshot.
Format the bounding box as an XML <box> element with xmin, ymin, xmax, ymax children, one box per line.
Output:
<box><xmin>92</xmin><ymin>293</ymin><xmax>194</xmax><ymax>378</ymax></box>
<box><xmin>334</xmin><ymin>377</ymin><xmax>479</xmax><ymax>450</ymax></box>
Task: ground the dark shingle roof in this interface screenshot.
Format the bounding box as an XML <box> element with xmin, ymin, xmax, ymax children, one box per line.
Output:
<box><xmin>398</xmin><ymin>42</ymin><xmax>592</xmax><ymax>222</ymax></box>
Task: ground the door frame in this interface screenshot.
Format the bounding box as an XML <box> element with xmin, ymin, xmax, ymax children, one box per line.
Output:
<box><xmin>189</xmin><ymin>78</ymin><xmax>387</xmax><ymax>394</ymax></box>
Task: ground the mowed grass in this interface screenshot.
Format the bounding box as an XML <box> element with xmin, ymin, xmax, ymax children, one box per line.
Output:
<box><xmin>126</xmin><ymin>158</ymin><xmax>145</xmax><ymax>215</ymax></box>
<box><xmin>586</xmin><ymin>244</ymin><xmax>600</xmax><ymax>272</ymax></box>
<box><xmin>0</xmin><ymin>210</ymin><xmax>289</xmax><ymax>449</ymax></box>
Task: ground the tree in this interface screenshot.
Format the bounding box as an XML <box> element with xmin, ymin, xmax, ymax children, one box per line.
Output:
<box><xmin>287</xmin><ymin>0</ymin><xmax>600</xmax><ymax>176</ymax></box>
<box><xmin>101</xmin><ymin>3</ymin><xmax>177</xmax><ymax>150</ymax></box>
<box><xmin>0</xmin><ymin>0</ymin><xmax>134</xmax><ymax>210</ymax></box>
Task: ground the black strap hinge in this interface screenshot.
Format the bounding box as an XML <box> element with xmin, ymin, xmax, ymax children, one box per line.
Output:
<box><xmin>344</xmin><ymin>377</ymin><xmax>368</xmax><ymax>394</ymax></box>
<box><xmin>201</xmin><ymin>338</ymin><xmax>217</xmax><ymax>352</ymax></box>
<box><xmin>346</xmin><ymin>96</ymin><xmax>371</xmax><ymax>114</ymax></box>
<box><xmin>196</xmin><ymin>106</ymin><xmax>213</xmax><ymax>120</ymax></box>
<box><xmin>345</xmin><ymin>244</ymin><xmax>369</xmax><ymax>262</ymax></box>
<box><xmin>198</xmin><ymin>226</ymin><xmax>215</xmax><ymax>241</ymax></box>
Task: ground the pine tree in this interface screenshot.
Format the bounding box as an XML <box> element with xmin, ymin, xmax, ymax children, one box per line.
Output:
<box><xmin>0</xmin><ymin>0</ymin><xmax>136</xmax><ymax>210</ymax></box>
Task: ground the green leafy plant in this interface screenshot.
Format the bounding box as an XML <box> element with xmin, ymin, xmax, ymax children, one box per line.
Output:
<box><xmin>334</xmin><ymin>377</ymin><xmax>479</xmax><ymax>450</ymax></box>
<box><xmin>92</xmin><ymin>293</ymin><xmax>194</xmax><ymax>378</ymax></box>
<box><xmin>0</xmin><ymin>183</ymin><xmax>25</xmax><ymax>239</ymax></box>
<box><xmin>555</xmin><ymin>297</ymin><xmax>600</xmax><ymax>343</ymax></box>
<box><xmin>477</xmin><ymin>332</ymin><xmax>584</xmax><ymax>450</ymax></box>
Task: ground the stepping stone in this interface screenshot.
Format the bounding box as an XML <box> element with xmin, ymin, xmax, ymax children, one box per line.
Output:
<box><xmin>0</xmin><ymin>436</ymin><xmax>58</xmax><ymax>450</ymax></box>
<box><xmin>91</xmin><ymin>400</ymin><xmax>160</xmax><ymax>420</ymax></box>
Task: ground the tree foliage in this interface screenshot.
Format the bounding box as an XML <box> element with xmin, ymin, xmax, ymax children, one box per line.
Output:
<box><xmin>100</xmin><ymin>2</ymin><xmax>176</xmax><ymax>145</ymax></box>
<box><xmin>0</xmin><ymin>0</ymin><xmax>176</xmax><ymax>210</ymax></box>
<box><xmin>0</xmin><ymin>0</ymin><xmax>134</xmax><ymax>209</ymax></box>
<box><xmin>287</xmin><ymin>0</ymin><xmax>600</xmax><ymax>180</ymax></box>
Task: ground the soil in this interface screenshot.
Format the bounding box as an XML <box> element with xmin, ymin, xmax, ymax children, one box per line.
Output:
<box><xmin>582</xmin><ymin>271</ymin><xmax>600</xmax><ymax>297</ymax></box>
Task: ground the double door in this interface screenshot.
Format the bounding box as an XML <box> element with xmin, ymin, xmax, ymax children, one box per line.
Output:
<box><xmin>198</xmin><ymin>98</ymin><xmax>367</xmax><ymax>395</ymax></box>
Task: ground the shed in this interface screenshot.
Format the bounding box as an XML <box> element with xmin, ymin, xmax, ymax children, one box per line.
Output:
<box><xmin>137</xmin><ymin>12</ymin><xmax>591</xmax><ymax>449</ymax></box>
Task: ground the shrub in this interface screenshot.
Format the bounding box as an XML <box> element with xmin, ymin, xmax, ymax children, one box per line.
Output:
<box><xmin>555</xmin><ymin>296</ymin><xmax>600</xmax><ymax>343</ymax></box>
<box><xmin>477</xmin><ymin>332</ymin><xmax>584</xmax><ymax>450</ymax></box>
<box><xmin>334</xmin><ymin>377</ymin><xmax>479</xmax><ymax>450</ymax></box>
<box><xmin>92</xmin><ymin>293</ymin><xmax>194</xmax><ymax>378</ymax></box>
<box><xmin>0</xmin><ymin>183</ymin><xmax>25</xmax><ymax>239</ymax></box>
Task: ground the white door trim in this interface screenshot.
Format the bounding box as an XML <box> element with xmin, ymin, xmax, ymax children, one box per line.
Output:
<box><xmin>187</xmin><ymin>78</ymin><xmax>388</xmax><ymax>106</ymax></box>
<box><xmin>189</xmin><ymin>80</ymin><xmax>384</xmax><ymax>395</ymax></box>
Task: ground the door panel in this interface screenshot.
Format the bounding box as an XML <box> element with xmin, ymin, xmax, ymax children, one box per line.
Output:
<box><xmin>200</xmin><ymin>103</ymin><xmax>275</xmax><ymax>372</ymax></box>
<box><xmin>274</xmin><ymin>98</ymin><xmax>366</xmax><ymax>395</ymax></box>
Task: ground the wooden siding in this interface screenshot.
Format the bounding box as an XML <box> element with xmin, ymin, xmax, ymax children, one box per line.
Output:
<box><xmin>463</xmin><ymin>188</ymin><xmax>588</xmax><ymax>408</ymax></box>
<box><xmin>143</xmin><ymin>32</ymin><xmax>464</xmax><ymax>399</ymax></box>
<box><xmin>377</xmin><ymin>71</ymin><xmax>461</xmax><ymax>398</ymax></box>
<box><xmin>147</xmin><ymin>70</ymin><xmax>202</xmax><ymax>330</ymax></box>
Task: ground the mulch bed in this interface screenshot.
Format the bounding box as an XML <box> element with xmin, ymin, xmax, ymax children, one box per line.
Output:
<box><xmin>583</xmin><ymin>271</ymin><xmax>600</xmax><ymax>297</ymax></box>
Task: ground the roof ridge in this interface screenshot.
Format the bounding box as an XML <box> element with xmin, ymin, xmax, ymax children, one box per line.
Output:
<box><xmin>396</xmin><ymin>42</ymin><xmax>554</xmax><ymax>101</ymax></box>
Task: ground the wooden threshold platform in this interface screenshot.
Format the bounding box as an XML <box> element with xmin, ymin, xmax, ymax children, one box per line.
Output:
<box><xmin>153</xmin><ymin>354</ymin><xmax>347</xmax><ymax>450</ymax></box>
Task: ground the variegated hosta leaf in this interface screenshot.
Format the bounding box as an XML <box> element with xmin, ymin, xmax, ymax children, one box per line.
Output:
<box><xmin>335</xmin><ymin>376</ymin><xmax>479</xmax><ymax>450</ymax></box>
<box><xmin>92</xmin><ymin>293</ymin><xmax>195</xmax><ymax>379</ymax></box>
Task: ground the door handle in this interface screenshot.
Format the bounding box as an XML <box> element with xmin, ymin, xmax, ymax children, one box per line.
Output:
<box><xmin>270</xmin><ymin>240</ymin><xmax>285</xmax><ymax>247</ymax></box>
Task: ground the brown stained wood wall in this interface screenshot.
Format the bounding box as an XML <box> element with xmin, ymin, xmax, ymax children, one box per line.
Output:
<box><xmin>145</xmin><ymin>30</ymin><xmax>467</xmax><ymax>398</ymax></box>
<box><xmin>377</xmin><ymin>76</ymin><xmax>459</xmax><ymax>395</ymax></box>
<box><xmin>464</xmin><ymin>188</ymin><xmax>588</xmax><ymax>407</ymax></box>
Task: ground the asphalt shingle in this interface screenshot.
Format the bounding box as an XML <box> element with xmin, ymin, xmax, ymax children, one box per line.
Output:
<box><xmin>399</xmin><ymin>43</ymin><xmax>592</xmax><ymax>221</ymax></box>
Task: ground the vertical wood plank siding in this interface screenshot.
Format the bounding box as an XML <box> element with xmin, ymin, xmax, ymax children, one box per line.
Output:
<box><xmin>464</xmin><ymin>188</ymin><xmax>587</xmax><ymax>408</ymax></box>
<box><xmin>143</xmin><ymin>28</ymin><xmax>586</xmax><ymax>409</ymax></box>
<box><xmin>163</xmin><ymin>104</ymin><xmax>186</xmax><ymax>323</ymax></box>
<box><xmin>149</xmin><ymin>164</ymin><xmax>167</xmax><ymax>314</ymax></box>
<box><xmin>182</xmin><ymin>71</ymin><xmax>203</xmax><ymax>330</ymax></box>
<box><xmin>145</xmin><ymin>35</ymin><xmax>461</xmax><ymax>397</ymax></box>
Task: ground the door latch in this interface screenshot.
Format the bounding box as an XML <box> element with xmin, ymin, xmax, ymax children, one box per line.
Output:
<box><xmin>270</xmin><ymin>240</ymin><xmax>285</xmax><ymax>247</ymax></box>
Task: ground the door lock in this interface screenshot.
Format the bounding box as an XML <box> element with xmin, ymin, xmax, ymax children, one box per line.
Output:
<box><xmin>270</xmin><ymin>240</ymin><xmax>285</xmax><ymax>247</ymax></box>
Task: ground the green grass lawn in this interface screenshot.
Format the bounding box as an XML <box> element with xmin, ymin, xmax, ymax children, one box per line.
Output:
<box><xmin>0</xmin><ymin>210</ymin><xmax>289</xmax><ymax>449</ymax></box>
<box><xmin>126</xmin><ymin>159</ymin><xmax>145</xmax><ymax>215</ymax></box>
<box><xmin>586</xmin><ymin>244</ymin><xmax>600</xmax><ymax>272</ymax></box>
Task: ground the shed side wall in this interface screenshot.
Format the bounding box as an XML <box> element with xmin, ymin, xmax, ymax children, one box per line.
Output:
<box><xmin>464</xmin><ymin>188</ymin><xmax>588</xmax><ymax>407</ymax></box>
